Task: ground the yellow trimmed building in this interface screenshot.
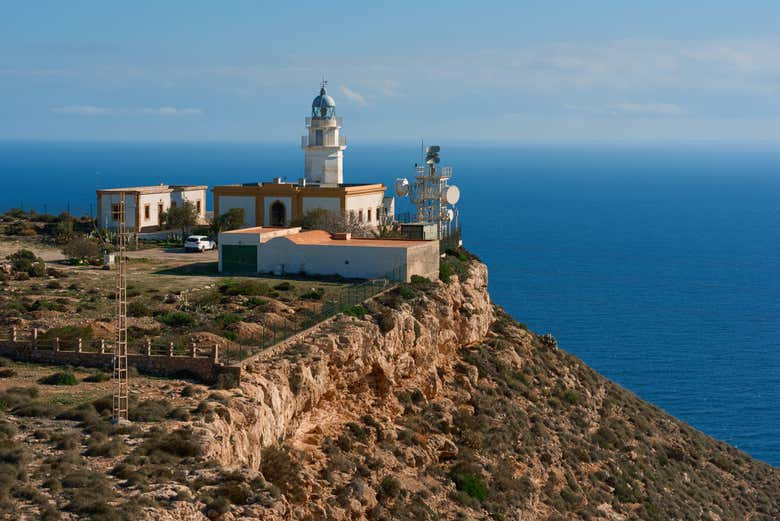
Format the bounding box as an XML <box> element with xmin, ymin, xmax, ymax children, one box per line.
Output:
<box><xmin>212</xmin><ymin>82</ymin><xmax>394</xmax><ymax>228</ymax></box>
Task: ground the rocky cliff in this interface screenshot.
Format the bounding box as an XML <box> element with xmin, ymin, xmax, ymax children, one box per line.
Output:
<box><xmin>184</xmin><ymin>257</ymin><xmax>780</xmax><ymax>520</ymax></box>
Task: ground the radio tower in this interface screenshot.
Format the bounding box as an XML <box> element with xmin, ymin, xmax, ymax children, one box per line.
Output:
<box><xmin>113</xmin><ymin>192</ymin><xmax>129</xmax><ymax>423</ymax></box>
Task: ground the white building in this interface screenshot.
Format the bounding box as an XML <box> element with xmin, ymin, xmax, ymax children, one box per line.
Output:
<box><xmin>96</xmin><ymin>185</ymin><xmax>207</xmax><ymax>232</ymax></box>
<box><xmin>218</xmin><ymin>227</ymin><xmax>439</xmax><ymax>282</ymax></box>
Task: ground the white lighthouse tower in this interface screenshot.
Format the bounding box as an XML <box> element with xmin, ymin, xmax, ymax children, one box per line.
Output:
<box><xmin>302</xmin><ymin>81</ymin><xmax>346</xmax><ymax>185</ymax></box>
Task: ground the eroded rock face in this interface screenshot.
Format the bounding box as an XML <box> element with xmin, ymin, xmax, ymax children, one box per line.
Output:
<box><xmin>202</xmin><ymin>261</ymin><xmax>493</xmax><ymax>469</ymax></box>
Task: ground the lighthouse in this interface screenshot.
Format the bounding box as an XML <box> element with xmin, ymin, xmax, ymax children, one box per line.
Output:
<box><xmin>302</xmin><ymin>80</ymin><xmax>346</xmax><ymax>185</ymax></box>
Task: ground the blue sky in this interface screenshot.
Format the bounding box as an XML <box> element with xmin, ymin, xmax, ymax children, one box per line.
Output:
<box><xmin>2</xmin><ymin>1</ymin><xmax>780</xmax><ymax>142</ymax></box>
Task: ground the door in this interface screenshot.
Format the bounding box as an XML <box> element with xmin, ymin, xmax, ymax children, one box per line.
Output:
<box><xmin>270</xmin><ymin>201</ymin><xmax>286</xmax><ymax>227</ymax></box>
<box><xmin>221</xmin><ymin>245</ymin><xmax>256</xmax><ymax>273</ymax></box>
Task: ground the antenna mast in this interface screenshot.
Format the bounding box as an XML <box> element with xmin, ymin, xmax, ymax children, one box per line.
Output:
<box><xmin>112</xmin><ymin>192</ymin><xmax>129</xmax><ymax>423</ymax></box>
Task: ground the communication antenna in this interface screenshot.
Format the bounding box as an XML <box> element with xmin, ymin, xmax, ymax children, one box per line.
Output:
<box><xmin>394</xmin><ymin>145</ymin><xmax>460</xmax><ymax>240</ymax></box>
<box><xmin>113</xmin><ymin>192</ymin><xmax>129</xmax><ymax>424</ymax></box>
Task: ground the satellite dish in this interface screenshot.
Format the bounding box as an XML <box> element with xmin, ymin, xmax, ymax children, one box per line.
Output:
<box><xmin>445</xmin><ymin>185</ymin><xmax>460</xmax><ymax>205</ymax></box>
<box><xmin>394</xmin><ymin>178</ymin><xmax>409</xmax><ymax>197</ymax></box>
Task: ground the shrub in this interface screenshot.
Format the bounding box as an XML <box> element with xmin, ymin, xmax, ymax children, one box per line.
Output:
<box><xmin>410</xmin><ymin>275</ymin><xmax>431</xmax><ymax>285</ymax></box>
<box><xmin>214</xmin><ymin>313</ymin><xmax>241</xmax><ymax>328</ymax></box>
<box><xmin>450</xmin><ymin>462</ymin><xmax>488</xmax><ymax>502</ymax></box>
<box><xmin>62</xmin><ymin>237</ymin><xmax>101</xmax><ymax>263</ymax></box>
<box><xmin>157</xmin><ymin>311</ymin><xmax>195</xmax><ymax>328</ymax></box>
<box><xmin>274</xmin><ymin>281</ymin><xmax>292</xmax><ymax>291</ymax></box>
<box><xmin>378</xmin><ymin>475</ymin><xmax>402</xmax><ymax>500</ymax></box>
<box><xmin>343</xmin><ymin>304</ymin><xmax>368</xmax><ymax>319</ymax></box>
<box><xmin>0</xmin><ymin>368</ymin><xmax>16</xmax><ymax>378</ymax></box>
<box><xmin>38</xmin><ymin>372</ymin><xmax>79</xmax><ymax>386</ymax></box>
<box><xmin>127</xmin><ymin>301</ymin><xmax>153</xmax><ymax>317</ymax></box>
<box><xmin>300</xmin><ymin>288</ymin><xmax>324</xmax><ymax>300</ymax></box>
<box><xmin>131</xmin><ymin>427</ymin><xmax>202</xmax><ymax>463</ymax></box>
<box><xmin>398</xmin><ymin>284</ymin><xmax>416</xmax><ymax>300</ymax></box>
<box><xmin>27</xmin><ymin>299</ymin><xmax>68</xmax><ymax>312</ymax></box>
<box><xmin>219</xmin><ymin>279</ymin><xmax>271</xmax><ymax>296</ymax></box>
<box><xmin>28</xmin><ymin>261</ymin><xmax>47</xmax><ymax>278</ymax></box>
<box><xmin>129</xmin><ymin>400</ymin><xmax>172</xmax><ymax>422</ymax></box>
<box><xmin>83</xmin><ymin>371</ymin><xmax>110</xmax><ymax>383</ymax></box>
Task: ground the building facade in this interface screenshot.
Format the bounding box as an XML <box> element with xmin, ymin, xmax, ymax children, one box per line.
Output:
<box><xmin>213</xmin><ymin>82</ymin><xmax>393</xmax><ymax>228</ymax></box>
<box><xmin>218</xmin><ymin>227</ymin><xmax>439</xmax><ymax>282</ymax></box>
<box><xmin>96</xmin><ymin>185</ymin><xmax>207</xmax><ymax>233</ymax></box>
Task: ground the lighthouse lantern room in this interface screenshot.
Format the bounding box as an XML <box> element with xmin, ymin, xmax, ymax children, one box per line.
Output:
<box><xmin>302</xmin><ymin>80</ymin><xmax>346</xmax><ymax>185</ymax></box>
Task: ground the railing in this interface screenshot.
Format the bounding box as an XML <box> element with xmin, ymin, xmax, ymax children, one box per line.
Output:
<box><xmin>305</xmin><ymin>116</ymin><xmax>343</xmax><ymax>127</ymax></box>
<box><xmin>0</xmin><ymin>264</ymin><xmax>408</xmax><ymax>368</ymax></box>
<box><xmin>301</xmin><ymin>134</ymin><xmax>347</xmax><ymax>147</ymax></box>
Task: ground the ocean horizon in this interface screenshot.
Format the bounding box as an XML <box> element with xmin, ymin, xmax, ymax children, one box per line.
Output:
<box><xmin>1</xmin><ymin>140</ymin><xmax>778</xmax><ymax>466</ymax></box>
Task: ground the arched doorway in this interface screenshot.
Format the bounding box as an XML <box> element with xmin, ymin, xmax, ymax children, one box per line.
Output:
<box><xmin>270</xmin><ymin>201</ymin><xmax>286</xmax><ymax>227</ymax></box>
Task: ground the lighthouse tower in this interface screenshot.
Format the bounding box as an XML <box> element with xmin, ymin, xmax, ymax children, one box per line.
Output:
<box><xmin>302</xmin><ymin>81</ymin><xmax>346</xmax><ymax>185</ymax></box>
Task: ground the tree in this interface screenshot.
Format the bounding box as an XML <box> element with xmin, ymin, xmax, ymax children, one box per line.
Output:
<box><xmin>161</xmin><ymin>201</ymin><xmax>198</xmax><ymax>239</ymax></box>
<box><xmin>62</xmin><ymin>237</ymin><xmax>101</xmax><ymax>263</ymax></box>
<box><xmin>210</xmin><ymin>208</ymin><xmax>245</xmax><ymax>242</ymax></box>
<box><xmin>292</xmin><ymin>209</ymin><xmax>372</xmax><ymax>237</ymax></box>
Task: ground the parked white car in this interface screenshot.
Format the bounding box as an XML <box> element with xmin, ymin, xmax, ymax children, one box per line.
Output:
<box><xmin>184</xmin><ymin>235</ymin><xmax>216</xmax><ymax>252</ymax></box>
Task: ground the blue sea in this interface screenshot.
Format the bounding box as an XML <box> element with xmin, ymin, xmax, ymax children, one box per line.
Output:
<box><xmin>1</xmin><ymin>141</ymin><xmax>779</xmax><ymax>466</ymax></box>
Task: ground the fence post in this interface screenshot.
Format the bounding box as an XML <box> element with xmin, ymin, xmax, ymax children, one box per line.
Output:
<box><xmin>55</xmin><ymin>337</ymin><xmax>60</xmax><ymax>352</ymax></box>
<box><xmin>100</xmin><ymin>339</ymin><xmax>106</xmax><ymax>354</ymax></box>
<box><xmin>191</xmin><ymin>342</ymin><xmax>197</xmax><ymax>358</ymax></box>
<box><xmin>146</xmin><ymin>338</ymin><xmax>152</xmax><ymax>356</ymax></box>
<box><xmin>11</xmin><ymin>327</ymin><xmax>16</xmax><ymax>343</ymax></box>
<box><xmin>169</xmin><ymin>342</ymin><xmax>175</xmax><ymax>357</ymax></box>
<box><xmin>213</xmin><ymin>344</ymin><xmax>219</xmax><ymax>364</ymax></box>
<box><xmin>77</xmin><ymin>338</ymin><xmax>83</xmax><ymax>353</ymax></box>
<box><xmin>33</xmin><ymin>328</ymin><xmax>38</xmax><ymax>346</ymax></box>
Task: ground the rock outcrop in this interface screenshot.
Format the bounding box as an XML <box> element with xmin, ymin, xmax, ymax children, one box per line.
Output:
<box><xmin>203</xmin><ymin>261</ymin><xmax>493</xmax><ymax>469</ymax></box>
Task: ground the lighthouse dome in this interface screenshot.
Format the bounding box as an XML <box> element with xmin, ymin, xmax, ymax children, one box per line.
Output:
<box><xmin>312</xmin><ymin>85</ymin><xmax>336</xmax><ymax>119</ymax></box>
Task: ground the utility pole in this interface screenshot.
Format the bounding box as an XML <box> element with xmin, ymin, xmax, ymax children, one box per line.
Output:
<box><xmin>113</xmin><ymin>192</ymin><xmax>129</xmax><ymax>423</ymax></box>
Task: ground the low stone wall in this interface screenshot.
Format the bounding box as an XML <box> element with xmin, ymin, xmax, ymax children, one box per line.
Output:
<box><xmin>0</xmin><ymin>342</ymin><xmax>240</xmax><ymax>385</ymax></box>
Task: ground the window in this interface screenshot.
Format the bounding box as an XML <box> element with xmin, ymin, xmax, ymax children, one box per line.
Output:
<box><xmin>367</xmin><ymin>208</ymin><xmax>372</xmax><ymax>222</ymax></box>
<box><xmin>358</xmin><ymin>209</ymin><xmax>363</xmax><ymax>223</ymax></box>
<box><xmin>196</xmin><ymin>200</ymin><xmax>201</xmax><ymax>214</ymax></box>
<box><xmin>144</xmin><ymin>204</ymin><xmax>150</xmax><ymax>221</ymax></box>
<box><xmin>158</xmin><ymin>203</ymin><xmax>164</xmax><ymax>225</ymax></box>
<box><xmin>111</xmin><ymin>203</ymin><xmax>121</xmax><ymax>221</ymax></box>
<box><xmin>315</xmin><ymin>129</ymin><xmax>323</xmax><ymax>145</ymax></box>
<box><xmin>377</xmin><ymin>206</ymin><xmax>383</xmax><ymax>222</ymax></box>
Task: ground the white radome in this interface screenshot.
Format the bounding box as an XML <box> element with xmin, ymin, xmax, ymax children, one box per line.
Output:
<box><xmin>395</xmin><ymin>178</ymin><xmax>410</xmax><ymax>197</ymax></box>
<box><xmin>445</xmin><ymin>185</ymin><xmax>460</xmax><ymax>205</ymax></box>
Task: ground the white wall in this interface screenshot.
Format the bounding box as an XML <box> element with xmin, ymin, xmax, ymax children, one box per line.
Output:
<box><xmin>138</xmin><ymin>192</ymin><xmax>170</xmax><ymax>229</ymax></box>
<box><xmin>176</xmin><ymin>189</ymin><xmax>207</xmax><ymax>221</ymax></box>
<box><xmin>258</xmin><ymin>238</ymin><xmax>429</xmax><ymax>280</ymax></box>
<box><xmin>218</xmin><ymin>231</ymin><xmax>260</xmax><ymax>272</ymax></box>
<box><xmin>264</xmin><ymin>196</ymin><xmax>292</xmax><ymax>226</ymax></box>
<box><xmin>99</xmin><ymin>193</ymin><xmax>138</xmax><ymax>230</ymax></box>
<box><xmin>218</xmin><ymin>195</ymin><xmax>256</xmax><ymax>227</ymax></box>
<box><xmin>345</xmin><ymin>192</ymin><xmax>386</xmax><ymax>225</ymax></box>
<box><xmin>301</xmin><ymin>196</ymin><xmax>341</xmax><ymax>214</ymax></box>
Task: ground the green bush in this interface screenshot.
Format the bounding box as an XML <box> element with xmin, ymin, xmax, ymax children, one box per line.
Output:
<box><xmin>214</xmin><ymin>313</ymin><xmax>241</xmax><ymax>328</ymax></box>
<box><xmin>398</xmin><ymin>284</ymin><xmax>416</xmax><ymax>300</ymax></box>
<box><xmin>157</xmin><ymin>311</ymin><xmax>195</xmax><ymax>328</ymax></box>
<box><xmin>219</xmin><ymin>279</ymin><xmax>271</xmax><ymax>296</ymax></box>
<box><xmin>38</xmin><ymin>372</ymin><xmax>79</xmax><ymax>386</ymax></box>
<box><xmin>343</xmin><ymin>304</ymin><xmax>368</xmax><ymax>319</ymax></box>
<box><xmin>274</xmin><ymin>281</ymin><xmax>292</xmax><ymax>291</ymax></box>
<box><xmin>450</xmin><ymin>462</ymin><xmax>488</xmax><ymax>502</ymax></box>
<box><xmin>300</xmin><ymin>288</ymin><xmax>324</xmax><ymax>300</ymax></box>
<box><xmin>83</xmin><ymin>371</ymin><xmax>110</xmax><ymax>383</ymax></box>
<box><xmin>410</xmin><ymin>275</ymin><xmax>430</xmax><ymax>285</ymax></box>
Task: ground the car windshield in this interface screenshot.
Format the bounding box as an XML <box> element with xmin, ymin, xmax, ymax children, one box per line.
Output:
<box><xmin>186</xmin><ymin>237</ymin><xmax>200</xmax><ymax>242</ymax></box>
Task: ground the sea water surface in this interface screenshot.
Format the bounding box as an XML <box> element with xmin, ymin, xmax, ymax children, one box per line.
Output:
<box><xmin>1</xmin><ymin>141</ymin><xmax>779</xmax><ymax>466</ymax></box>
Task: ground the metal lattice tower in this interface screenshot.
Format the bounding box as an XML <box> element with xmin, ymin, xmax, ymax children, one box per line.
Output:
<box><xmin>408</xmin><ymin>146</ymin><xmax>459</xmax><ymax>239</ymax></box>
<box><xmin>112</xmin><ymin>193</ymin><xmax>129</xmax><ymax>423</ymax></box>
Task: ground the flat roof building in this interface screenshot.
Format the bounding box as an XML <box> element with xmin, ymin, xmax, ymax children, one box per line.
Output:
<box><xmin>219</xmin><ymin>227</ymin><xmax>439</xmax><ymax>282</ymax></box>
<box><xmin>96</xmin><ymin>185</ymin><xmax>207</xmax><ymax>233</ymax></box>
